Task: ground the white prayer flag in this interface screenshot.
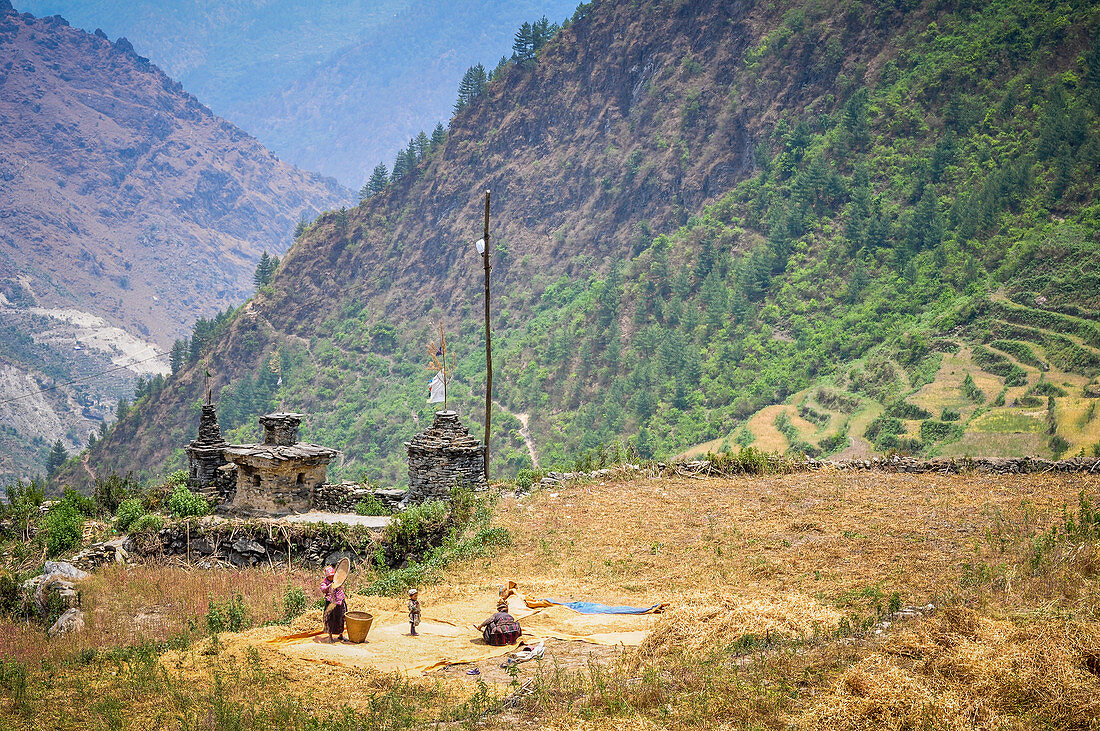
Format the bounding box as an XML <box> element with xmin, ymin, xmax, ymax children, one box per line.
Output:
<box><xmin>428</xmin><ymin>371</ymin><xmax>445</xmax><ymax>403</ymax></box>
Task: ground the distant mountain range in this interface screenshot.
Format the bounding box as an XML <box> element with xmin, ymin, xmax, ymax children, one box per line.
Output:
<box><xmin>0</xmin><ymin>2</ymin><xmax>351</xmax><ymax>480</ymax></box>
<box><xmin>14</xmin><ymin>0</ymin><xmax>580</xmax><ymax>187</ymax></box>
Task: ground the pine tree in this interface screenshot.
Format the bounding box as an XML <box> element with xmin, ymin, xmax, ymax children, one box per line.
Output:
<box><xmin>365</xmin><ymin>163</ymin><xmax>389</xmax><ymax>196</ymax></box>
<box><xmin>169</xmin><ymin>339</ymin><xmax>186</xmax><ymax>375</ymax></box>
<box><xmin>415</xmin><ymin>131</ymin><xmax>430</xmax><ymax>161</ymax></box>
<box><xmin>489</xmin><ymin>56</ymin><xmax>509</xmax><ymax>82</ymax></box>
<box><xmin>45</xmin><ymin>439</ymin><xmax>68</xmax><ymax>476</ymax></box>
<box><xmin>453</xmin><ymin>64</ymin><xmax>487</xmax><ymax>114</ymax></box>
<box><xmin>512</xmin><ymin>21</ymin><xmax>534</xmax><ymax>63</ymax></box>
<box><xmin>253</xmin><ymin>252</ymin><xmax>278</xmax><ymax>287</ymax></box>
<box><xmin>392</xmin><ymin>148</ymin><xmax>411</xmax><ymax>181</ymax></box>
<box><xmin>430</xmin><ymin>123</ymin><xmax>446</xmax><ymax>150</ymax></box>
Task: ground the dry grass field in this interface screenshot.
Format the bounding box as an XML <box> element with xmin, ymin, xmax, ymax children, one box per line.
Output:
<box><xmin>2</xmin><ymin>470</ymin><xmax>1099</xmax><ymax>729</ymax></box>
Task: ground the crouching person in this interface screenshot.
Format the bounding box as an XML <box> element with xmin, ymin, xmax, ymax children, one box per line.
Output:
<box><xmin>477</xmin><ymin>599</ymin><xmax>522</xmax><ymax>646</ymax></box>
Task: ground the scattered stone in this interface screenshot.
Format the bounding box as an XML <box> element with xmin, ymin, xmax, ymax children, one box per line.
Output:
<box><xmin>231</xmin><ymin>538</ymin><xmax>266</xmax><ymax>555</ymax></box>
<box><xmin>43</xmin><ymin>561</ymin><xmax>89</xmax><ymax>581</ymax></box>
<box><xmin>48</xmin><ymin>608</ymin><xmax>85</xmax><ymax>637</ymax></box>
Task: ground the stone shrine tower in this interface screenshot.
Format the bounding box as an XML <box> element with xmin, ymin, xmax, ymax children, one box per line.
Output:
<box><xmin>186</xmin><ymin>393</ymin><xmax>231</xmax><ymax>501</ymax></box>
<box><xmin>222</xmin><ymin>412</ymin><xmax>338</xmax><ymax>515</ymax></box>
<box><xmin>405</xmin><ymin>411</ymin><xmax>487</xmax><ymax>504</ymax></box>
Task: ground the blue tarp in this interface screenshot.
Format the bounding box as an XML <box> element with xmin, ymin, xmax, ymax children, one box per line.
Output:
<box><xmin>539</xmin><ymin>600</ymin><xmax>664</xmax><ymax>615</ymax></box>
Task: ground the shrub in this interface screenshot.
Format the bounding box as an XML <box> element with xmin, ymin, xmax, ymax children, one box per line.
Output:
<box><xmin>514</xmin><ymin>468</ymin><xmax>540</xmax><ymax>490</ymax></box>
<box><xmin>962</xmin><ymin>373</ymin><xmax>985</xmax><ymax>403</ymax></box>
<box><xmin>128</xmin><ymin>514</ymin><xmax>163</xmax><ymax>534</ymax></box>
<box><xmin>93</xmin><ymin>471</ymin><xmax>137</xmax><ymax>515</ymax></box>
<box><xmin>381</xmin><ymin>500</ymin><xmax>452</xmax><ymax>565</ymax></box>
<box><xmin>165</xmin><ymin>485</ymin><xmax>210</xmax><ymax>519</ymax></box>
<box><xmin>941</xmin><ymin>408</ymin><xmax>961</xmax><ymax>421</ymax></box>
<box><xmin>205</xmin><ymin>592</ymin><xmax>248</xmax><ymax>634</ymax></box>
<box><xmin>1050</xmin><ymin>435</ymin><xmax>1070</xmax><ymax>459</ymax></box>
<box><xmin>42</xmin><ymin>501</ymin><xmax>84</xmax><ymax>557</ymax></box>
<box><xmin>354</xmin><ymin>493</ymin><xmax>391</xmax><ymax>516</ymax></box>
<box><xmin>282</xmin><ymin>585</ymin><xmax>307</xmax><ymax>621</ymax></box>
<box><xmin>61</xmin><ymin>487</ymin><xmax>96</xmax><ymax>517</ymax></box>
<box><xmin>920</xmin><ymin>420</ymin><xmax>962</xmax><ymax>443</ymax></box>
<box><xmin>886</xmin><ymin>401</ymin><xmax>932</xmax><ymax>420</ymax></box>
<box><xmin>115</xmin><ymin>498</ymin><xmax>146</xmax><ymax>532</ymax></box>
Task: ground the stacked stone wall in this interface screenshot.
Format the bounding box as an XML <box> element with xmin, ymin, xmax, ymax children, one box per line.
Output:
<box><xmin>406</xmin><ymin>411</ymin><xmax>487</xmax><ymax>504</ymax></box>
<box><xmin>312</xmin><ymin>483</ymin><xmax>407</xmax><ymax>513</ymax></box>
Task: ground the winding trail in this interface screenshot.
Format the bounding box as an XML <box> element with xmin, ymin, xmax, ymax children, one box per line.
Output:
<box><xmin>492</xmin><ymin>400</ymin><xmax>539</xmax><ymax>470</ymax></box>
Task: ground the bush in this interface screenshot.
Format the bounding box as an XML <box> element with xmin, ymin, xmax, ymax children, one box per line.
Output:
<box><xmin>941</xmin><ymin>408</ymin><xmax>961</xmax><ymax>421</ymax></box>
<box><xmin>61</xmin><ymin>487</ymin><xmax>96</xmax><ymax>517</ymax></box>
<box><xmin>165</xmin><ymin>485</ymin><xmax>210</xmax><ymax>519</ymax></box>
<box><xmin>381</xmin><ymin>500</ymin><xmax>452</xmax><ymax>565</ymax></box>
<box><xmin>963</xmin><ymin>373</ymin><xmax>985</xmax><ymax>403</ymax></box>
<box><xmin>514</xmin><ymin>468</ymin><xmax>541</xmax><ymax>490</ymax></box>
<box><xmin>282</xmin><ymin>585</ymin><xmax>307</xmax><ymax>621</ymax></box>
<box><xmin>206</xmin><ymin>592</ymin><xmax>247</xmax><ymax>634</ymax></box>
<box><xmin>886</xmin><ymin>401</ymin><xmax>932</xmax><ymax>420</ymax></box>
<box><xmin>920</xmin><ymin>420</ymin><xmax>962</xmax><ymax>443</ymax></box>
<box><xmin>115</xmin><ymin>498</ymin><xmax>146</xmax><ymax>532</ymax></box>
<box><xmin>128</xmin><ymin>514</ymin><xmax>163</xmax><ymax>534</ymax></box>
<box><xmin>93</xmin><ymin>472</ymin><xmax>137</xmax><ymax>516</ymax></box>
<box><xmin>42</xmin><ymin>501</ymin><xmax>84</xmax><ymax>557</ymax></box>
<box><xmin>354</xmin><ymin>493</ymin><xmax>391</xmax><ymax>516</ymax></box>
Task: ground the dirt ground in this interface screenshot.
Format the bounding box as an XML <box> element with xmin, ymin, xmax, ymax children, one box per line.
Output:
<box><xmin>4</xmin><ymin>470</ymin><xmax>1099</xmax><ymax>729</ymax></box>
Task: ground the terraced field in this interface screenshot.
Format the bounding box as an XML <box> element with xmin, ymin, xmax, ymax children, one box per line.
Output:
<box><xmin>693</xmin><ymin>296</ymin><xmax>1100</xmax><ymax>461</ymax></box>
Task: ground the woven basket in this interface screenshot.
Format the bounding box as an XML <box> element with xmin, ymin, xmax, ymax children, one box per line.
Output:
<box><xmin>345</xmin><ymin>611</ymin><xmax>373</xmax><ymax>643</ymax></box>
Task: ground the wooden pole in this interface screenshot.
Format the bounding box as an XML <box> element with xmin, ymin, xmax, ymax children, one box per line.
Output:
<box><xmin>482</xmin><ymin>190</ymin><xmax>492</xmax><ymax>481</ymax></box>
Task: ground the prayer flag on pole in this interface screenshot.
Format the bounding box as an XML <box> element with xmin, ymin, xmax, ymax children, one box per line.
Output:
<box><xmin>428</xmin><ymin>371</ymin><xmax>446</xmax><ymax>403</ymax></box>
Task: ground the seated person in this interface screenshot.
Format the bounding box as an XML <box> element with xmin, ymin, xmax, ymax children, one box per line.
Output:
<box><xmin>476</xmin><ymin>599</ymin><xmax>522</xmax><ymax>646</ymax></box>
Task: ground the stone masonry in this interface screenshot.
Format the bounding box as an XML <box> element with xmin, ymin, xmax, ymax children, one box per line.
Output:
<box><xmin>222</xmin><ymin>413</ymin><xmax>339</xmax><ymax>516</ymax></box>
<box><xmin>186</xmin><ymin>401</ymin><xmax>232</xmax><ymax>502</ymax></box>
<box><xmin>405</xmin><ymin>410</ymin><xmax>487</xmax><ymax>503</ymax></box>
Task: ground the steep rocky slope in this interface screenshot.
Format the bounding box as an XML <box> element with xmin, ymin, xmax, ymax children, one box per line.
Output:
<box><xmin>16</xmin><ymin>0</ymin><xmax>580</xmax><ymax>187</ymax></box>
<box><xmin>69</xmin><ymin>0</ymin><xmax>1100</xmax><ymax>489</ymax></box>
<box><xmin>0</xmin><ymin>3</ymin><xmax>351</xmax><ymax>479</ymax></box>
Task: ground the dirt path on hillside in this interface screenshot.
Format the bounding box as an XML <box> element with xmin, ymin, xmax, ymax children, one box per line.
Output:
<box><xmin>81</xmin><ymin>452</ymin><xmax>96</xmax><ymax>482</ymax></box>
<box><xmin>492</xmin><ymin>400</ymin><xmax>539</xmax><ymax>469</ymax></box>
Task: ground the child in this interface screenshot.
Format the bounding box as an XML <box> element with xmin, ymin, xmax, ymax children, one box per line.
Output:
<box><xmin>408</xmin><ymin>588</ymin><xmax>421</xmax><ymax>636</ymax></box>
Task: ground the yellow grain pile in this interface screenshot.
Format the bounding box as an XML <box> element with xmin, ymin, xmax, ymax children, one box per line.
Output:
<box><xmin>796</xmin><ymin>608</ymin><xmax>1100</xmax><ymax>730</ymax></box>
<box><xmin>639</xmin><ymin>592</ymin><xmax>843</xmax><ymax>656</ymax></box>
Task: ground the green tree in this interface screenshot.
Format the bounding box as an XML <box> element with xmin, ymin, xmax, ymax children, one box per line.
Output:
<box><xmin>453</xmin><ymin>64</ymin><xmax>488</xmax><ymax>114</ymax></box>
<box><xmin>45</xmin><ymin>439</ymin><xmax>68</xmax><ymax>477</ymax></box>
<box><xmin>512</xmin><ymin>21</ymin><xmax>534</xmax><ymax>63</ymax></box>
<box><xmin>253</xmin><ymin>251</ymin><xmax>279</xmax><ymax>287</ymax></box>
<box><xmin>169</xmin><ymin>338</ymin><xmax>187</xmax><ymax>375</ymax></box>
<box><xmin>363</xmin><ymin>163</ymin><xmax>389</xmax><ymax>199</ymax></box>
<box><xmin>430</xmin><ymin>123</ymin><xmax>446</xmax><ymax>150</ymax></box>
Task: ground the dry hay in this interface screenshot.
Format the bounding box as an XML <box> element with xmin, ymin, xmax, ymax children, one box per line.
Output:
<box><xmin>639</xmin><ymin>593</ymin><xmax>843</xmax><ymax>657</ymax></box>
<box><xmin>795</xmin><ymin>608</ymin><xmax>1100</xmax><ymax>730</ymax></box>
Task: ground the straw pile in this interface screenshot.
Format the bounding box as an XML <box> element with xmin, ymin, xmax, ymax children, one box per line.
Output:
<box><xmin>639</xmin><ymin>593</ymin><xmax>843</xmax><ymax>656</ymax></box>
<box><xmin>795</xmin><ymin>608</ymin><xmax>1100</xmax><ymax>730</ymax></box>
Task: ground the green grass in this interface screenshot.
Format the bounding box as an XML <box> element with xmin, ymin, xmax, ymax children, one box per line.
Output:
<box><xmin>969</xmin><ymin>410</ymin><xmax>1046</xmax><ymax>434</ymax></box>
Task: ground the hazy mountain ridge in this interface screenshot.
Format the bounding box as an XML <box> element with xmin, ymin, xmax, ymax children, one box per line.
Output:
<box><xmin>15</xmin><ymin>0</ymin><xmax>581</xmax><ymax>187</ymax></box>
<box><xmin>0</xmin><ymin>2</ymin><xmax>351</xmax><ymax>479</ymax></box>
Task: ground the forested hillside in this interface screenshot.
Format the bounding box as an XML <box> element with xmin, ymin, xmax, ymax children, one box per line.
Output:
<box><xmin>65</xmin><ymin>0</ymin><xmax>1100</xmax><ymax>491</ymax></box>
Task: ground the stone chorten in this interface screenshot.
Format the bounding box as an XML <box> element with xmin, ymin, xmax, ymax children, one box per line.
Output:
<box><xmin>186</xmin><ymin>393</ymin><xmax>231</xmax><ymax>501</ymax></box>
<box><xmin>222</xmin><ymin>412</ymin><xmax>339</xmax><ymax>515</ymax></box>
<box><xmin>405</xmin><ymin>411</ymin><xmax>487</xmax><ymax>504</ymax></box>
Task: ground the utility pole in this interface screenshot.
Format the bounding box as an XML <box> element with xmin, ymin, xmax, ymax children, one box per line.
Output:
<box><xmin>481</xmin><ymin>190</ymin><xmax>492</xmax><ymax>482</ymax></box>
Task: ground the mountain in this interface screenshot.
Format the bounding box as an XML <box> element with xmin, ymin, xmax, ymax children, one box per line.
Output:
<box><xmin>14</xmin><ymin>0</ymin><xmax>581</xmax><ymax>187</ymax></box>
<box><xmin>67</xmin><ymin>0</ymin><xmax>1100</xmax><ymax>492</ymax></box>
<box><xmin>0</xmin><ymin>3</ymin><xmax>351</xmax><ymax>481</ymax></box>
